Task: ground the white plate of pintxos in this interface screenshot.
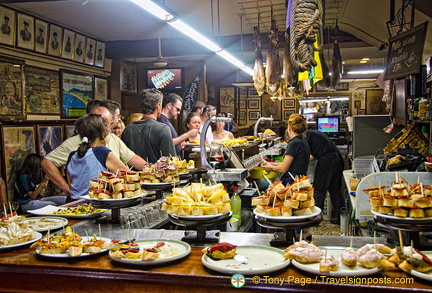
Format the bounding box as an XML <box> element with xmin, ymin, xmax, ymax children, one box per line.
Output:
<box><xmin>109</xmin><ymin>239</ymin><xmax>191</xmax><ymax>266</ymax></box>
<box><xmin>202</xmin><ymin>245</ymin><xmax>289</xmax><ymax>275</ymax></box>
<box><xmin>291</xmin><ymin>247</ymin><xmax>380</xmax><ymax>277</ymax></box>
<box><xmin>27</xmin><ymin>204</ymin><xmax>107</xmax><ymax>219</ymax></box>
<box><xmin>169</xmin><ymin>212</ymin><xmax>232</xmax><ymax>221</ymax></box>
<box><xmin>82</xmin><ymin>192</ymin><xmax>152</xmax><ymax>203</ymax></box>
<box><xmin>35</xmin><ymin>236</ymin><xmax>112</xmax><ymax>260</ymax></box>
<box><xmin>404</xmin><ymin>251</ymin><xmax>432</xmax><ymax>282</ymax></box>
<box><xmin>253</xmin><ymin>207</ymin><xmax>322</xmax><ymax>222</ymax></box>
<box><xmin>371</xmin><ymin>210</ymin><xmax>432</xmax><ymax>223</ymax></box>
<box><xmin>0</xmin><ymin>232</ymin><xmax>42</xmax><ymax>251</ymax></box>
<box><xmin>24</xmin><ymin>217</ymin><xmax>68</xmax><ymax>232</ymax></box>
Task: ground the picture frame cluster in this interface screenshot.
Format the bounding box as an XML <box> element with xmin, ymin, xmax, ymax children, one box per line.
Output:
<box><xmin>0</xmin><ymin>5</ymin><xmax>105</xmax><ymax>68</ymax></box>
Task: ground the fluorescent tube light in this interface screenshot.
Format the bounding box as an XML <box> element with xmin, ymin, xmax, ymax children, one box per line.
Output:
<box><xmin>329</xmin><ymin>97</ymin><xmax>349</xmax><ymax>101</ymax></box>
<box><xmin>130</xmin><ymin>0</ymin><xmax>174</xmax><ymax>21</ymax></box>
<box><xmin>216</xmin><ymin>50</ymin><xmax>253</xmax><ymax>75</ymax></box>
<box><xmin>130</xmin><ymin>0</ymin><xmax>254</xmax><ymax>76</ymax></box>
<box><xmin>299</xmin><ymin>99</ymin><xmax>327</xmax><ymax>103</ymax></box>
<box><xmin>168</xmin><ymin>19</ymin><xmax>222</xmax><ymax>52</ymax></box>
<box><xmin>347</xmin><ymin>69</ymin><xmax>383</xmax><ymax>75</ymax></box>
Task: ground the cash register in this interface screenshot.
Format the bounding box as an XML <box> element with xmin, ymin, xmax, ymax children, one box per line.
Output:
<box><xmin>316</xmin><ymin>115</ymin><xmax>347</xmax><ymax>145</ymax></box>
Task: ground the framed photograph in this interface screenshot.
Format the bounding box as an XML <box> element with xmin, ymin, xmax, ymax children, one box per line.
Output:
<box><xmin>238</xmin><ymin>110</ymin><xmax>246</xmax><ymax>126</ymax></box>
<box><xmin>0</xmin><ymin>55</ymin><xmax>25</xmax><ymax>120</ymax></box>
<box><xmin>37</xmin><ymin>125</ymin><xmax>63</xmax><ymax>157</ymax></box>
<box><xmin>239</xmin><ymin>88</ymin><xmax>247</xmax><ymax>98</ymax></box>
<box><xmin>120</xmin><ymin>62</ymin><xmax>137</xmax><ymax>93</ymax></box>
<box><xmin>65</xmin><ymin>124</ymin><xmax>75</xmax><ymax>138</ymax></box>
<box><xmin>95</xmin><ymin>41</ymin><xmax>105</xmax><ymax>68</ymax></box>
<box><xmin>61</xmin><ymin>29</ymin><xmax>74</xmax><ymax>60</ymax></box>
<box><xmin>73</xmin><ymin>33</ymin><xmax>85</xmax><ymax>63</ymax></box>
<box><xmin>353</xmin><ymin>99</ymin><xmax>361</xmax><ymax>109</ymax></box>
<box><xmin>1</xmin><ymin>125</ymin><xmax>35</xmax><ymax>199</ymax></box>
<box><xmin>365</xmin><ymin>89</ymin><xmax>388</xmax><ymax>115</ymax></box>
<box><xmin>0</xmin><ymin>6</ymin><xmax>16</xmax><ymax>46</ymax></box>
<box><xmin>47</xmin><ymin>24</ymin><xmax>62</xmax><ymax>57</ymax></box>
<box><xmin>61</xmin><ymin>70</ymin><xmax>94</xmax><ymax>117</ymax></box>
<box><xmin>248</xmin><ymin>99</ymin><xmax>260</xmax><ymax>109</ymax></box>
<box><xmin>284</xmin><ymin>109</ymin><xmax>295</xmax><ymax>120</ymax></box>
<box><xmin>239</xmin><ymin>99</ymin><xmax>246</xmax><ymax>109</ymax></box>
<box><xmin>220</xmin><ymin>86</ymin><xmax>235</xmax><ymax>114</ymax></box>
<box><xmin>25</xmin><ymin>66</ymin><xmax>60</xmax><ymax>114</ymax></box>
<box><xmin>84</xmin><ymin>37</ymin><xmax>96</xmax><ymax>65</ymax></box>
<box><xmin>16</xmin><ymin>13</ymin><xmax>34</xmax><ymax>50</ymax></box>
<box><xmin>284</xmin><ymin>98</ymin><xmax>296</xmax><ymax>108</ymax></box>
<box><xmin>262</xmin><ymin>94</ymin><xmax>282</xmax><ymax>121</ymax></box>
<box><xmin>34</xmin><ymin>19</ymin><xmax>48</xmax><ymax>53</ymax></box>
<box><xmin>357</xmin><ymin>109</ymin><xmax>366</xmax><ymax>115</ymax></box>
<box><xmin>249</xmin><ymin>111</ymin><xmax>259</xmax><ymax>120</ymax></box>
<box><xmin>94</xmin><ymin>76</ymin><xmax>108</xmax><ymax>100</ymax></box>
<box><xmin>248</xmin><ymin>88</ymin><xmax>258</xmax><ymax>97</ymax></box>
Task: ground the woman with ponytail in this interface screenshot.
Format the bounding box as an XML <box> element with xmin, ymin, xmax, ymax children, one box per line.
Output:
<box><xmin>261</xmin><ymin>114</ymin><xmax>310</xmax><ymax>185</ymax></box>
<box><xmin>66</xmin><ymin>114</ymin><xmax>128</xmax><ymax>199</ymax></box>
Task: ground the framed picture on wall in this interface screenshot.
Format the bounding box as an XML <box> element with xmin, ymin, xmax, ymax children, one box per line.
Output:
<box><xmin>262</xmin><ymin>94</ymin><xmax>282</xmax><ymax>121</ymax></box>
<box><xmin>95</xmin><ymin>41</ymin><xmax>105</xmax><ymax>67</ymax></box>
<box><xmin>61</xmin><ymin>29</ymin><xmax>74</xmax><ymax>60</ymax></box>
<box><xmin>1</xmin><ymin>125</ymin><xmax>35</xmax><ymax>199</ymax></box>
<box><xmin>284</xmin><ymin>98</ymin><xmax>296</xmax><ymax>108</ymax></box>
<box><xmin>248</xmin><ymin>88</ymin><xmax>258</xmax><ymax>97</ymax></box>
<box><xmin>73</xmin><ymin>33</ymin><xmax>85</xmax><ymax>63</ymax></box>
<box><xmin>357</xmin><ymin>109</ymin><xmax>366</xmax><ymax>115</ymax></box>
<box><xmin>61</xmin><ymin>70</ymin><xmax>94</xmax><ymax>117</ymax></box>
<box><xmin>284</xmin><ymin>109</ymin><xmax>295</xmax><ymax>120</ymax></box>
<box><xmin>365</xmin><ymin>89</ymin><xmax>387</xmax><ymax>115</ymax></box>
<box><xmin>84</xmin><ymin>37</ymin><xmax>96</xmax><ymax>65</ymax></box>
<box><xmin>37</xmin><ymin>125</ymin><xmax>63</xmax><ymax>157</ymax></box>
<box><xmin>47</xmin><ymin>24</ymin><xmax>62</xmax><ymax>56</ymax></box>
<box><xmin>239</xmin><ymin>88</ymin><xmax>247</xmax><ymax>98</ymax></box>
<box><xmin>25</xmin><ymin>66</ymin><xmax>60</xmax><ymax>114</ymax></box>
<box><xmin>249</xmin><ymin>111</ymin><xmax>259</xmax><ymax>120</ymax></box>
<box><xmin>16</xmin><ymin>13</ymin><xmax>34</xmax><ymax>50</ymax></box>
<box><xmin>239</xmin><ymin>99</ymin><xmax>246</xmax><ymax>109</ymax></box>
<box><xmin>0</xmin><ymin>6</ymin><xmax>16</xmax><ymax>46</ymax></box>
<box><xmin>94</xmin><ymin>76</ymin><xmax>108</xmax><ymax>100</ymax></box>
<box><xmin>65</xmin><ymin>124</ymin><xmax>75</xmax><ymax>138</ymax></box>
<box><xmin>238</xmin><ymin>110</ymin><xmax>246</xmax><ymax>126</ymax></box>
<box><xmin>34</xmin><ymin>19</ymin><xmax>48</xmax><ymax>53</ymax></box>
<box><xmin>247</xmin><ymin>99</ymin><xmax>260</xmax><ymax>109</ymax></box>
<box><xmin>120</xmin><ymin>62</ymin><xmax>137</xmax><ymax>93</ymax></box>
<box><xmin>219</xmin><ymin>86</ymin><xmax>235</xmax><ymax>114</ymax></box>
<box><xmin>0</xmin><ymin>55</ymin><xmax>25</xmax><ymax>120</ymax></box>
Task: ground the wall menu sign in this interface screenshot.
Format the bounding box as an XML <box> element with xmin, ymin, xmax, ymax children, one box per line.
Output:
<box><xmin>384</xmin><ymin>22</ymin><xmax>428</xmax><ymax>80</ymax></box>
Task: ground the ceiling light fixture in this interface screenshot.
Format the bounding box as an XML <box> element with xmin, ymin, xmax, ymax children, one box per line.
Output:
<box><xmin>130</xmin><ymin>0</ymin><xmax>253</xmax><ymax>76</ymax></box>
<box><xmin>360</xmin><ymin>60</ymin><xmax>367</xmax><ymax>63</ymax></box>
<box><xmin>347</xmin><ymin>69</ymin><xmax>384</xmax><ymax>75</ymax></box>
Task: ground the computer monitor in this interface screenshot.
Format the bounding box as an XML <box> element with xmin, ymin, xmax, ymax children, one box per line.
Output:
<box><xmin>316</xmin><ymin>116</ymin><xmax>340</xmax><ymax>133</ymax></box>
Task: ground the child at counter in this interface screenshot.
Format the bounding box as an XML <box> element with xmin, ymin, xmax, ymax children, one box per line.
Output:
<box><xmin>66</xmin><ymin>114</ymin><xmax>129</xmax><ymax>199</ymax></box>
<box><xmin>14</xmin><ymin>153</ymin><xmax>67</xmax><ymax>212</ymax></box>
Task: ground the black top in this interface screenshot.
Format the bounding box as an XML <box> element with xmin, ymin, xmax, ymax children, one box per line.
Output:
<box><xmin>284</xmin><ymin>135</ymin><xmax>310</xmax><ymax>175</ymax></box>
<box><xmin>305</xmin><ymin>130</ymin><xmax>338</xmax><ymax>159</ymax></box>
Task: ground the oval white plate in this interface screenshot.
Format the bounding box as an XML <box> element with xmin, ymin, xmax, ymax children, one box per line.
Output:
<box><xmin>291</xmin><ymin>246</ymin><xmax>380</xmax><ymax>277</ymax></box>
<box><xmin>406</xmin><ymin>251</ymin><xmax>432</xmax><ymax>281</ymax></box>
<box><xmin>109</xmin><ymin>239</ymin><xmax>191</xmax><ymax>265</ymax></box>
<box><xmin>36</xmin><ymin>236</ymin><xmax>111</xmax><ymax>260</ymax></box>
<box><xmin>27</xmin><ymin>205</ymin><xmax>107</xmax><ymax>219</ymax></box>
<box><xmin>0</xmin><ymin>231</ymin><xmax>42</xmax><ymax>251</ymax></box>
<box><xmin>24</xmin><ymin>216</ymin><xmax>68</xmax><ymax>232</ymax></box>
<box><xmin>253</xmin><ymin>206</ymin><xmax>322</xmax><ymax>222</ymax></box>
<box><xmin>169</xmin><ymin>212</ymin><xmax>231</xmax><ymax>221</ymax></box>
<box><xmin>141</xmin><ymin>180</ymin><xmax>180</xmax><ymax>187</ymax></box>
<box><xmin>202</xmin><ymin>245</ymin><xmax>289</xmax><ymax>275</ymax></box>
<box><xmin>371</xmin><ymin>210</ymin><xmax>432</xmax><ymax>223</ymax></box>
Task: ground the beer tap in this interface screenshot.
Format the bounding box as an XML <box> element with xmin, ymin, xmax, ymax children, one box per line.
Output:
<box><xmin>254</xmin><ymin>114</ymin><xmax>274</xmax><ymax>137</ymax></box>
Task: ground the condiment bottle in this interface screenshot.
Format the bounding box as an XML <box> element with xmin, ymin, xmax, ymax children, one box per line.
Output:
<box><xmin>230</xmin><ymin>185</ymin><xmax>241</xmax><ymax>227</ymax></box>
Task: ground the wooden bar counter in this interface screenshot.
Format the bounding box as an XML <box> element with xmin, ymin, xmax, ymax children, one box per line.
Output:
<box><xmin>1</xmin><ymin>224</ymin><xmax>431</xmax><ymax>292</ymax></box>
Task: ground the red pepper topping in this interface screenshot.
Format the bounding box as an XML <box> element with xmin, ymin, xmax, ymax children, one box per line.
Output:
<box><xmin>208</xmin><ymin>242</ymin><xmax>237</xmax><ymax>252</ymax></box>
<box><xmin>154</xmin><ymin>242</ymin><xmax>165</xmax><ymax>248</ymax></box>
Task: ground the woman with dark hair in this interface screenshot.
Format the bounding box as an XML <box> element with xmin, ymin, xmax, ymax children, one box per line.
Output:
<box><xmin>184</xmin><ymin>112</ymin><xmax>201</xmax><ymax>143</ymax></box>
<box><xmin>212</xmin><ymin>113</ymin><xmax>234</xmax><ymax>140</ymax></box>
<box><xmin>66</xmin><ymin>114</ymin><xmax>128</xmax><ymax>199</ymax></box>
<box><xmin>261</xmin><ymin>114</ymin><xmax>310</xmax><ymax>185</ymax></box>
<box><xmin>14</xmin><ymin>153</ymin><xmax>66</xmax><ymax>212</ymax></box>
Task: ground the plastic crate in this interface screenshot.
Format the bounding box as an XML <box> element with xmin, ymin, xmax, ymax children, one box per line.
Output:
<box><xmin>322</xmin><ymin>194</ymin><xmax>332</xmax><ymax>221</ymax></box>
